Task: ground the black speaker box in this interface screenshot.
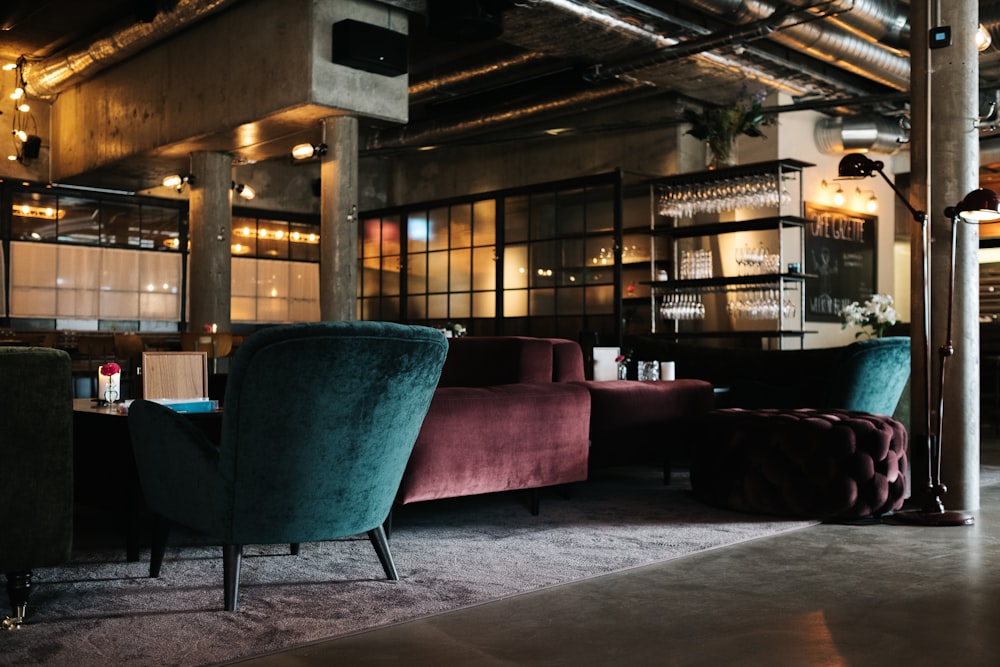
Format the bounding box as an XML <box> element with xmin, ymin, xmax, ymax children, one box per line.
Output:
<box><xmin>22</xmin><ymin>135</ymin><xmax>41</xmax><ymax>159</ymax></box>
<box><xmin>331</xmin><ymin>20</ymin><xmax>408</xmax><ymax>77</ymax></box>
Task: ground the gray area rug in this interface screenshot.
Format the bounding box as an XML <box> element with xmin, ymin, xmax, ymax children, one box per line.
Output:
<box><xmin>3</xmin><ymin>468</ymin><xmax>820</xmax><ymax>666</ymax></box>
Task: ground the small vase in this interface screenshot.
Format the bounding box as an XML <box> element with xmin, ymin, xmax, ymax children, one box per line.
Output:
<box><xmin>707</xmin><ymin>139</ymin><xmax>737</xmax><ymax>169</ymax></box>
<box><xmin>618</xmin><ymin>363</ymin><xmax>628</xmax><ymax>380</ymax></box>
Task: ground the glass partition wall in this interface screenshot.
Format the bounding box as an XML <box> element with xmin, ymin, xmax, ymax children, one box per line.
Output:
<box><xmin>360</xmin><ymin>170</ymin><xmax>648</xmax><ymax>346</ymax></box>
<box><xmin>1</xmin><ymin>172</ymin><xmax>644</xmax><ymax>346</ymax></box>
<box><xmin>1</xmin><ymin>182</ymin><xmax>320</xmax><ymax>333</ymax></box>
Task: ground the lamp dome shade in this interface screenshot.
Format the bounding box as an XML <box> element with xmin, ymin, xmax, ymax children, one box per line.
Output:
<box><xmin>947</xmin><ymin>188</ymin><xmax>1000</xmax><ymax>221</ymax></box>
<box><xmin>837</xmin><ymin>153</ymin><xmax>883</xmax><ymax>179</ymax></box>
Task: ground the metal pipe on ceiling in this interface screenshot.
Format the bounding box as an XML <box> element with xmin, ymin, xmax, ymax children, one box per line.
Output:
<box><xmin>675</xmin><ymin>0</ymin><xmax>911</xmax><ymax>90</ymax></box>
<box><xmin>22</xmin><ymin>0</ymin><xmax>241</xmax><ymax>98</ymax></box>
<box><xmin>368</xmin><ymin>78</ymin><xmax>653</xmax><ymax>151</ymax></box>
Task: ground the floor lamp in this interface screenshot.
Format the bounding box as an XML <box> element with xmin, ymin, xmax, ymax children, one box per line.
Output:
<box><xmin>837</xmin><ymin>154</ymin><xmax>1000</xmax><ymax>526</ymax></box>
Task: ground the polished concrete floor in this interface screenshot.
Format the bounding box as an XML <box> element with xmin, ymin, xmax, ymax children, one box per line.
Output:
<box><xmin>228</xmin><ymin>440</ymin><xmax>1000</xmax><ymax>667</ymax></box>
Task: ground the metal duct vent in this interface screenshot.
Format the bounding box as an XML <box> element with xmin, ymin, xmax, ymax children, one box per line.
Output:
<box><xmin>814</xmin><ymin>116</ymin><xmax>907</xmax><ymax>155</ymax></box>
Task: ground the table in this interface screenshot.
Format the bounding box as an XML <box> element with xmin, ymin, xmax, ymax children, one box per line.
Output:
<box><xmin>73</xmin><ymin>398</ymin><xmax>222</xmax><ymax>561</ymax></box>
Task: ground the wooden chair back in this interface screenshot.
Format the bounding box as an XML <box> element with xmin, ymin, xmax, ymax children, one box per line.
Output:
<box><xmin>141</xmin><ymin>351</ymin><xmax>209</xmax><ymax>399</ymax></box>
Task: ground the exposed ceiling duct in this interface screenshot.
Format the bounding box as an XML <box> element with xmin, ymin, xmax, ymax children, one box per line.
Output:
<box><xmin>22</xmin><ymin>0</ymin><xmax>240</xmax><ymax>98</ymax></box>
<box><xmin>675</xmin><ymin>0</ymin><xmax>910</xmax><ymax>91</ymax></box>
<box><xmin>368</xmin><ymin>78</ymin><xmax>653</xmax><ymax>151</ymax></box>
<box><xmin>814</xmin><ymin>115</ymin><xmax>908</xmax><ymax>155</ymax></box>
<box><xmin>374</xmin><ymin>0</ymin><xmax>912</xmax><ymax>151</ymax></box>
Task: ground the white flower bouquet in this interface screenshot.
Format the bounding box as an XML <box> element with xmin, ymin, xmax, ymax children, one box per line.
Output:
<box><xmin>840</xmin><ymin>293</ymin><xmax>898</xmax><ymax>339</ymax></box>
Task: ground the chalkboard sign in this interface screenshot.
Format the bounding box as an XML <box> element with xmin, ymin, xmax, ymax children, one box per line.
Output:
<box><xmin>804</xmin><ymin>202</ymin><xmax>877</xmax><ymax>322</ymax></box>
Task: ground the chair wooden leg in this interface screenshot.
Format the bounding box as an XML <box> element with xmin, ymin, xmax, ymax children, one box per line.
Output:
<box><xmin>3</xmin><ymin>570</ymin><xmax>31</xmax><ymax>630</ymax></box>
<box><xmin>290</xmin><ymin>543</ymin><xmax>300</xmax><ymax>556</ymax></box>
<box><xmin>367</xmin><ymin>526</ymin><xmax>398</xmax><ymax>581</ymax></box>
<box><xmin>149</xmin><ymin>515</ymin><xmax>170</xmax><ymax>578</ymax></box>
<box><xmin>383</xmin><ymin>509</ymin><xmax>393</xmax><ymax>540</ymax></box>
<box><xmin>223</xmin><ymin>544</ymin><xmax>243</xmax><ymax>612</ymax></box>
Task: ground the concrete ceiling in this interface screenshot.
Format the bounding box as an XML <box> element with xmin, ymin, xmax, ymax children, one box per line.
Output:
<box><xmin>3</xmin><ymin>0</ymin><xmax>1000</xmax><ymax>190</ymax></box>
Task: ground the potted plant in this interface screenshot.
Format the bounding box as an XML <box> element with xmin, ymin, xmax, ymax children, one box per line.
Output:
<box><xmin>681</xmin><ymin>85</ymin><xmax>776</xmax><ymax>169</ymax></box>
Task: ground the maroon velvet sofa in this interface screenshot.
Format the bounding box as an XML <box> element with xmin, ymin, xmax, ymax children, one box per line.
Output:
<box><xmin>396</xmin><ymin>337</ymin><xmax>715</xmax><ymax>511</ymax></box>
<box><xmin>396</xmin><ymin>337</ymin><xmax>592</xmax><ymax>512</ymax></box>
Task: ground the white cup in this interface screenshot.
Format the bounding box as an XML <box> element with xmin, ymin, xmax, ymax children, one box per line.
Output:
<box><xmin>660</xmin><ymin>361</ymin><xmax>676</xmax><ymax>381</ymax></box>
<box><xmin>593</xmin><ymin>347</ymin><xmax>621</xmax><ymax>381</ymax></box>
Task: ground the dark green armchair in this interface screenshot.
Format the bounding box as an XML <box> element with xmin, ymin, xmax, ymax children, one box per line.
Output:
<box><xmin>127</xmin><ymin>321</ymin><xmax>448</xmax><ymax>611</ymax></box>
<box><xmin>0</xmin><ymin>347</ymin><xmax>74</xmax><ymax>629</ymax></box>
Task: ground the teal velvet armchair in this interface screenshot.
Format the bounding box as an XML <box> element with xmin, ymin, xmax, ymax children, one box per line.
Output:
<box><xmin>0</xmin><ymin>347</ymin><xmax>74</xmax><ymax>629</ymax></box>
<box><xmin>127</xmin><ymin>321</ymin><xmax>448</xmax><ymax>612</ymax></box>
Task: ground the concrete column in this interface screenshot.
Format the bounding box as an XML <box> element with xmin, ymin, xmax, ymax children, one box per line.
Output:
<box><xmin>929</xmin><ymin>2</ymin><xmax>981</xmax><ymax>511</ymax></box>
<box><xmin>319</xmin><ymin>116</ymin><xmax>359</xmax><ymax>322</ymax></box>
<box><xmin>188</xmin><ymin>151</ymin><xmax>233</xmax><ymax>333</ymax></box>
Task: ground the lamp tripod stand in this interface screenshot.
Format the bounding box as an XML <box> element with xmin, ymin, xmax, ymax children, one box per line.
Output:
<box><xmin>837</xmin><ymin>154</ymin><xmax>1000</xmax><ymax>526</ymax></box>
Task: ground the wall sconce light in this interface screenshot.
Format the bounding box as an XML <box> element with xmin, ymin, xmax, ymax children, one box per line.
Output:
<box><xmin>855</xmin><ymin>188</ymin><xmax>878</xmax><ymax>213</ymax></box>
<box><xmin>232</xmin><ymin>182</ymin><xmax>256</xmax><ymax>200</ymax></box>
<box><xmin>291</xmin><ymin>142</ymin><xmax>328</xmax><ymax>160</ymax></box>
<box><xmin>833</xmin><ymin>184</ymin><xmax>846</xmax><ymax>206</ymax></box>
<box><xmin>162</xmin><ymin>174</ymin><xmax>193</xmax><ymax>191</ymax></box>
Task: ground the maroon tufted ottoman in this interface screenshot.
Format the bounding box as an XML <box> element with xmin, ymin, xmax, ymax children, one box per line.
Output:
<box><xmin>690</xmin><ymin>408</ymin><xmax>908</xmax><ymax>519</ymax></box>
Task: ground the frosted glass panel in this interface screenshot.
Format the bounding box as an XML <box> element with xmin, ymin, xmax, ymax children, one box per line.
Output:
<box><xmin>138</xmin><ymin>251</ymin><xmax>181</xmax><ymax>298</ymax></box>
<box><xmin>232</xmin><ymin>296</ymin><xmax>256</xmax><ymax>321</ymax></box>
<box><xmin>407</xmin><ymin>253</ymin><xmax>427</xmax><ymax>293</ymax></box>
<box><xmin>427</xmin><ymin>293</ymin><xmax>447</xmax><ymax>319</ymax></box>
<box><xmin>290</xmin><ymin>263</ymin><xmax>319</xmax><ymax>300</ymax></box>
<box><xmin>100</xmin><ymin>247</ymin><xmax>141</xmax><ymax>291</ymax></box>
<box><xmin>503</xmin><ymin>245</ymin><xmax>528</xmax><ymax>289</ymax></box>
<box><xmin>449</xmin><ymin>293</ymin><xmax>471</xmax><ymax>319</ymax></box>
<box><xmin>472</xmin><ymin>246</ymin><xmax>496</xmax><ymax>291</ymax></box>
<box><xmin>10</xmin><ymin>242</ymin><xmax>56</xmax><ymax>286</ymax></box>
<box><xmin>408</xmin><ymin>295</ymin><xmax>426</xmax><ymax>319</ymax></box>
<box><xmin>505</xmin><ymin>289</ymin><xmax>528</xmax><ymax>317</ymax></box>
<box><xmin>427</xmin><ymin>251</ymin><xmax>448</xmax><ymax>293</ymax></box>
<box><xmin>232</xmin><ymin>259</ymin><xmax>319</xmax><ymax>324</ymax></box>
<box><xmin>257</xmin><ymin>261</ymin><xmax>290</xmax><ymax>298</ymax></box>
<box><xmin>232</xmin><ymin>257</ymin><xmax>258</xmax><ymax>298</ymax></box>
<box><xmin>57</xmin><ymin>289</ymin><xmax>98</xmax><ymax>318</ymax></box>
<box><xmin>381</xmin><ymin>256</ymin><xmax>400</xmax><ymax>296</ymax></box>
<box><xmin>11</xmin><ymin>243</ymin><xmax>180</xmax><ymax>321</ymax></box>
<box><xmin>257</xmin><ymin>295</ymin><xmax>289</xmax><ymax>321</ymax></box>
<box><xmin>529</xmin><ymin>288</ymin><xmax>555</xmax><ymax>315</ymax></box>
<box><xmin>57</xmin><ymin>245</ymin><xmax>100</xmax><ymax>289</ymax></box>
<box><xmin>450</xmin><ymin>248</ymin><xmax>471</xmax><ymax>292</ymax></box>
<box><xmin>587</xmin><ymin>285</ymin><xmax>616</xmax><ymax>314</ymax></box>
<box><xmin>450</xmin><ymin>204</ymin><xmax>472</xmax><ymax>248</ymax></box>
<box><xmin>288</xmin><ymin>299</ymin><xmax>320</xmax><ymax>321</ymax></box>
<box><xmin>99</xmin><ymin>291</ymin><xmax>141</xmax><ymax>319</ymax></box>
<box><xmin>473</xmin><ymin>200</ymin><xmax>496</xmax><ymax>246</ymax></box>
<box><xmin>140</xmin><ymin>292</ymin><xmax>180</xmax><ymax>320</ymax></box>
<box><xmin>472</xmin><ymin>291</ymin><xmax>495</xmax><ymax>317</ymax></box>
<box><xmin>11</xmin><ymin>287</ymin><xmax>56</xmax><ymax>317</ymax></box>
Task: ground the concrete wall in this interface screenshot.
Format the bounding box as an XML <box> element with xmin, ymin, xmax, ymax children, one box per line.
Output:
<box><xmin>48</xmin><ymin>0</ymin><xmax>407</xmax><ymax>184</ymax></box>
